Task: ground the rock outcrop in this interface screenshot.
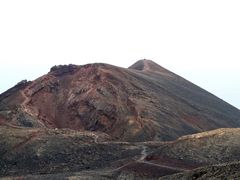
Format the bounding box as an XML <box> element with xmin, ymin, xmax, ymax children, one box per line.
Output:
<box><xmin>0</xmin><ymin>60</ymin><xmax>240</xmax><ymax>142</ymax></box>
<box><xmin>1</xmin><ymin>60</ymin><xmax>240</xmax><ymax>179</ymax></box>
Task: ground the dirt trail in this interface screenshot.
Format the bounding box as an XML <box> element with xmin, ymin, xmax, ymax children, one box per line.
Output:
<box><xmin>94</xmin><ymin>134</ymin><xmax>99</xmax><ymax>143</ymax></box>
<box><xmin>139</xmin><ymin>145</ymin><xmax>147</xmax><ymax>161</ymax></box>
<box><xmin>143</xmin><ymin>60</ymin><xmax>151</xmax><ymax>71</ymax></box>
<box><xmin>140</xmin><ymin>160</ymin><xmax>187</xmax><ymax>171</ymax></box>
<box><xmin>21</xmin><ymin>89</ymin><xmax>31</xmax><ymax>109</ymax></box>
<box><xmin>91</xmin><ymin>133</ymin><xmax>99</xmax><ymax>143</ymax></box>
<box><xmin>137</xmin><ymin>145</ymin><xmax>187</xmax><ymax>172</ymax></box>
<box><xmin>20</xmin><ymin>89</ymin><xmax>35</xmax><ymax>116</ymax></box>
<box><xmin>2</xmin><ymin>130</ymin><xmax>41</xmax><ymax>158</ymax></box>
<box><xmin>112</xmin><ymin>162</ymin><xmax>134</xmax><ymax>172</ymax></box>
<box><xmin>20</xmin><ymin>89</ymin><xmax>45</xmax><ymax>127</ymax></box>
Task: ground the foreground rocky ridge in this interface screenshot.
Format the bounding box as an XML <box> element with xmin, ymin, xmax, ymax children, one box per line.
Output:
<box><xmin>1</xmin><ymin>126</ymin><xmax>240</xmax><ymax>179</ymax></box>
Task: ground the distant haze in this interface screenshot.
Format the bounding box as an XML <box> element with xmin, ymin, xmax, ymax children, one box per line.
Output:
<box><xmin>0</xmin><ymin>0</ymin><xmax>239</xmax><ymax>109</ymax></box>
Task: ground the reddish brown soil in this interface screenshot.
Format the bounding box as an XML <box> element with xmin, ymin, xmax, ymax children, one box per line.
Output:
<box><xmin>146</xmin><ymin>154</ymin><xmax>204</xmax><ymax>170</ymax></box>
<box><xmin>120</xmin><ymin>161</ymin><xmax>182</xmax><ymax>178</ymax></box>
<box><xmin>2</xmin><ymin>130</ymin><xmax>41</xmax><ymax>158</ymax></box>
<box><xmin>0</xmin><ymin>60</ymin><xmax>240</xmax><ymax>142</ymax></box>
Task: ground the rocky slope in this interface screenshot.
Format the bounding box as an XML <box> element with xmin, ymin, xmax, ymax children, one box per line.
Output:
<box><xmin>0</xmin><ymin>60</ymin><xmax>240</xmax><ymax>142</ymax></box>
<box><xmin>1</xmin><ymin>60</ymin><xmax>240</xmax><ymax>179</ymax></box>
<box><xmin>160</xmin><ymin>161</ymin><xmax>240</xmax><ymax>180</ymax></box>
<box><xmin>1</xmin><ymin>127</ymin><xmax>240</xmax><ymax>179</ymax></box>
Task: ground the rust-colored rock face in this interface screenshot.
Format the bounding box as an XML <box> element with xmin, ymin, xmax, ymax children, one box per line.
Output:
<box><xmin>0</xmin><ymin>60</ymin><xmax>240</xmax><ymax>142</ymax></box>
<box><xmin>1</xmin><ymin>60</ymin><xmax>240</xmax><ymax>179</ymax></box>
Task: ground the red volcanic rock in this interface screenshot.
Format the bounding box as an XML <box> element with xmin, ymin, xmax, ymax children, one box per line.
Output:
<box><xmin>0</xmin><ymin>60</ymin><xmax>240</xmax><ymax>141</ymax></box>
<box><xmin>50</xmin><ymin>64</ymin><xmax>79</xmax><ymax>76</ymax></box>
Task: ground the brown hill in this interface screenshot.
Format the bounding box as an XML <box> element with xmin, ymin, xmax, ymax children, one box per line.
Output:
<box><xmin>0</xmin><ymin>60</ymin><xmax>240</xmax><ymax>142</ymax></box>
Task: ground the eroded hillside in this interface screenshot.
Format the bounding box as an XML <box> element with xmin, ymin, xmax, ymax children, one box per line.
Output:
<box><xmin>0</xmin><ymin>60</ymin><xmax>240</xmax><ymax>142</ymax></box>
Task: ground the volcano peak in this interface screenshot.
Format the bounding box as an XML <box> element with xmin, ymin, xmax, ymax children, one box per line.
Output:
<box><xmin>128</xmin><ymin>59</ymin><xmax>171</xmax><ymax>75</ymax></box>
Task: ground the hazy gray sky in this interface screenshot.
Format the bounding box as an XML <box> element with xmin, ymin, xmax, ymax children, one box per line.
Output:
<box><xmin>0</xmin><ymin>0</ymin><xmax>239</xmax><ymax>109</ymax></box>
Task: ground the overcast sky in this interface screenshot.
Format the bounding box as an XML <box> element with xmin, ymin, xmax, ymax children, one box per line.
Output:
<box><xmin>0</xmin><ymin>0</ymin><xmax>239</xmax><ymax>109</ymax></box>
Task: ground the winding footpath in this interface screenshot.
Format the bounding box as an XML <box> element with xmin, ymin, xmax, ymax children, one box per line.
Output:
<box><xmin>21</xmin><ymin>89</ymin><xmax>31</xmax><ymax>109</ymax></box>
<box><xmin>92</xmin><ymin>135</ymin><xmax>187</xmax><ymax>172</ymax></box>
<box><xmin>2</xmin><ymin>130</ymin><xmax>41</xmax><ymax>158</ymax></box>
<box><xmin>20</xmin><ymin>89</ymin><xmax>45</xmax><ymax>127</ymax></box>
<box><xmin>137</xmin><ymin>145</ymin><xmax>187</xmax><ymax>172</ymax></box>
